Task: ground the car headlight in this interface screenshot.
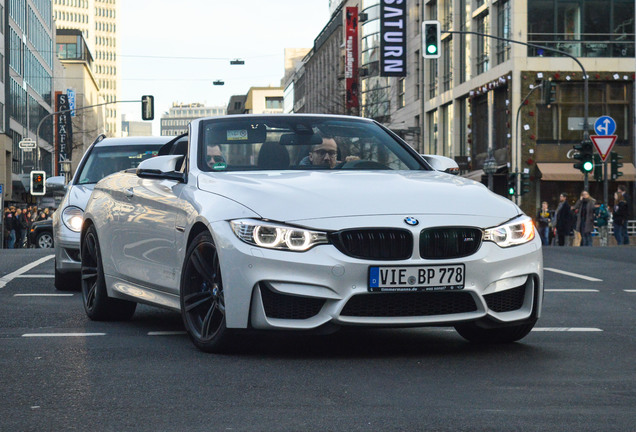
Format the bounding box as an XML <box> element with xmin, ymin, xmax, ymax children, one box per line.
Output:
<box><xmin>230</xmin><ymin>219</ymin><xmax>329</xmax><ymax>252</ymax></box>
<box><xmin>61</xmin><ymin>206</ymin><xmax>84</xmax><ymax>232</ymax></box>
<box><xmin>483</xmin><ymin>216</ymin><xmax>535</xmax><ymax>248</ymax></box>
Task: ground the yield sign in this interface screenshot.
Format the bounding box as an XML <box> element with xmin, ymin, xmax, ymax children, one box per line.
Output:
<box><xmin>590</xmin><ymin>135</ymin><xmax>617</xmax><ymax>162</ymax></box>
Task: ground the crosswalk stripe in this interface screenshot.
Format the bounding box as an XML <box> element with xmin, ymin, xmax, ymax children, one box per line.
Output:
<box><xmin>22</xmin><ymin>333</ymin><xmax>106</xmax><ymax>337</ymax></box>
<box><xmin>544</xmin><ymin>267</ymin><xmax>602</xmax><ymax>282</ymax></box>
<box><xmin>532</xmin><ymin>328</ymin><xmax>603</xmax><ymax>332</ymax></box>
<box><xmin>545</xmin><ymin>289</ymin><xmax>599</xmax><ymax>292</ymax></box>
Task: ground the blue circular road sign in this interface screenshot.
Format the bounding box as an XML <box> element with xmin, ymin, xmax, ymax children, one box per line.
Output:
<box><xmin>594</xmin><ymin>116</ymin><xmax>616</xmax><ymax>136</ymax></box>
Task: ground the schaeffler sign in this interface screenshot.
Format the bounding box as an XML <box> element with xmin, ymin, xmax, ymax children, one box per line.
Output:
<box><xmin>56</xmin><ymin>92</ymin><xmax>73</xmax><ymax>175</ymax></box>
<box><xmin>380</xmin><ymin>0</ymin><xmax>407</xmax><ymax>77</ymax></box>
<box><xmin>345</xmin><ymin>7</ymin><xmax>359</xmax><ymax>109</ymax></box>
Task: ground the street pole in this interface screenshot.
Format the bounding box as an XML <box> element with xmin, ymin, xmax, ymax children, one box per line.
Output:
<box><xmin>515</xmin><ymin>82</ymin><xmax>544</xmax><ymax>203</ymax></box>
<box><xmin>35</xmin><ymin>99</ymin><xmax>141</xmax><ymax>171</ymax></box>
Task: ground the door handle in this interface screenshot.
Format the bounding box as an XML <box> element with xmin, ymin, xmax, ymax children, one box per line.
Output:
<box><xmin>124</xmin><ymin>187</ymin><xmax>134</xmax><ymax>198</ymax></box>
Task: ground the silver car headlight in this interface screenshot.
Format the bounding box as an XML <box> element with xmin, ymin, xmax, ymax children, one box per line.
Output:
<box><xmin>230</xmin><ymin>219</ymin><xmax>329</xmax><ymax>252</ymax></box>
<box><xmin>61</xmin><ymin>206</ymin><xmax>84</xmax><ymax>232</ymax></box>
<box><xmin>483</xmin><ymin>216</ymin><xmax>536</xmax><ymax>248</ymax></box>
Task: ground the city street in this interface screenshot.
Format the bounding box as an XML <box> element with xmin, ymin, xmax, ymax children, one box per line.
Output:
<box><xmin>1</xmin><ymin>247</ymin><xmax>635</xmax><ymax>431</ymax></box>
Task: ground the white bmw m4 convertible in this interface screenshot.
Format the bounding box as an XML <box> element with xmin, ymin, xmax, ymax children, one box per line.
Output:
<box><xmin>81</xmin><ymin>114</ymin><xmax>543</xmax><ymax>352</ymax></box>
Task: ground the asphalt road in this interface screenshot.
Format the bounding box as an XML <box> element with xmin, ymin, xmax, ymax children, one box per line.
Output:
<box><xmin>1</xmin><ymin>247</ymin><xmax>635</xmax><ymax>431</ymax></box>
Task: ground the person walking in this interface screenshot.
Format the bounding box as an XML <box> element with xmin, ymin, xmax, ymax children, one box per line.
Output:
<box><xmin>594</xmin><ymin>201</ymin><xmax>610</xmax><ymax>247</ymax></box>
<box><xmin>612</xmin><ymin>191</ymin><xmax>629</xmax><ymax>246</ymax></box>
<box><xmin>572</xmin><ymin>190</ymin><xmax>596</xmax><ymax>247</ymax></box>
<box><xmin>536</xmin><ymin>201</ymin><xmax>552</xmax><ymax>246</ymax></box>
<box><xmin>554</xmin><ymin>193</ymin><xmax>572</xmax><ymax>246</ymax></box>
<box><xmin>616</xmin><ymin>185</ymin><xmax>630</xmax><ymax>245</ymax></box>
<box><xmin>4</xmin><ymin>208</ymin><xmax>16</xmax><ymax>249</ymax></box>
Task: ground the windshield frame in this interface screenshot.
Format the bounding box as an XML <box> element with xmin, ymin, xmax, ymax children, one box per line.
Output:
<box><xmin>74</xmin><ymin>144</ymin><xmax>163</xmax><ymax>185</ymax></box>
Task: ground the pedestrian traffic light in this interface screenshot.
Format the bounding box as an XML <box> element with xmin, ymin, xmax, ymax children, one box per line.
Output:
<box><xmin>593</xmin><ymin>154</ymin><xmax>602</xmax><ymax>182</ymax></box>
<box><xmin>30</xmin><ymin>170</ymin><xmax>46</xmax><ymax>196</ymax></box>
<box><xmin>422</xmin><ymin>20</ymin><xmax>441</xmax><ymax>59</ymax></box>
<box><xmin>610</xmin><ymin>151</ymin><xmax>623</xmax><ymax>180</ymax></box>
<box><xmin>507</xmin><ymin>172</ymin><xmax>517</xmax><ymax>196</ymax></box>
<box><xmin>141</xmin><ymin>95</ymin><xmax>154</xmax><ymax>121</ymax></box>
<box><xmin>519</xmin><ymin>172</ymin><xmax>531</xmax><ymax>195</ymax></box>
<box><xmin>542</xmin><ymin>80</ymin><xmax>557</xmax><ymax>106</ymax></box>
<box><xmin>573</xmin><ymin>138</ymin><xmax>594</xmax><ymax>173</ymax></box>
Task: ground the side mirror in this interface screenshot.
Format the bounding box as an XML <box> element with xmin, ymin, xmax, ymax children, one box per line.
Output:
<box><xmin>46</xmin><ymin>175</ymin><xmax>67</xmax><ymax>189</ymax></box>
<box><xmin>136</xmin><ymin>155</ymin><xmax>185</xmax><ymax>182</ymax></box>
<box><xmin>421</xmin><ymin>155</ymin><xmax>460</xmax><ymax>175</ymax></box>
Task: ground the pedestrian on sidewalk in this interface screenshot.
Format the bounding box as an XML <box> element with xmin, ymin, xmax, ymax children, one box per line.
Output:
<box><xmin>613</xmin><ymin>191</ymin><xmax>629</xmax><ymax>246</ymax></box>
<box><xmin>594</xmin><ymin>201</ymin><xmax>610</xmax><ymax>247</ymax></box>
<box><xmin>573</xmin><ymin>190</ymin><xmax>596</xmax><ymax>247</ymax></box>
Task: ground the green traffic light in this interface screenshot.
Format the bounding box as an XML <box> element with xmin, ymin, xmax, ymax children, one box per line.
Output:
<box><xmin>427</xmin><ymin>44</ymin><xmax>437</xmax><ymax>54</ymax></box>
<box><xmin>508</xmin><ymin>187</ymin><xmax>515</xmax><ymax>196</ymax></box>
<box><xmin>582</xmin><ymin>161</ymin><xmax>594</xmax><ymax>172</ymax></box>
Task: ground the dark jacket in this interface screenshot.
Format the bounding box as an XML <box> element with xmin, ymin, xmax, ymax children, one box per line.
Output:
<box><xmin>555</xmin><ymin>201</ymin><xmax>572</xmax><ymax>233</ymax></box>
<box><xmin>573</xmin><ymin>197</ymin><xmax>596</xmax><ymax>235</ymax></box>
<box><xmin>613</xmin><ymin>200</ymin><xmax>629</xmax><ymax>226</ymax></box>
<box><xmin>536</xmin><ymin>208</ymin><xmax>552</xmax><ymax>229</ymax></box>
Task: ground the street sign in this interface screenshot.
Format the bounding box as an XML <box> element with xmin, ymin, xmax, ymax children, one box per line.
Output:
<box><xmin>67</xmin><ymin>89</ymin><xmax>76</xmax><ymax>116</ymax></box>
<box><xmin>590</xmin><ymin>135</ymin><xmax>617</xmax><ymax>162</ymax></box>
<box><xmin>19</xmin><ymin>139</ymin><xmax>37</xmax><ymax>150</ymax></box>
<box><xmin>594</xmin><ymin>116</ymin><xmax>616</xmax><ymax>136</ymax></box>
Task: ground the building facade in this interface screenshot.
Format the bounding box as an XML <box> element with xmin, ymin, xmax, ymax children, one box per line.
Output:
<box><xmin>52</xmin><ymin>0</ymin><xmax>120</xmax><ymax>136</ymax></box>
<box><xmin>1</xmin><ymin>0</ymin><xmax>56</xmax><ymax>204</ymax></box>
<box><xmin>244</xmin><ymin>87</ymin><xmax>284</xmax><ymax>114</ymax></box>
<box><xmin>160</xmin><ymin>102</ymin><xmax>226</xmax><ymax>136</ymax></box>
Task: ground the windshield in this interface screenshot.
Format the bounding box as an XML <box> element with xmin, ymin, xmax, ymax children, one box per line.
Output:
<box><xmin>76</xmin><ymin>145</ymin><xmax>161</xmax><ymax>185</ymax></box>
<box><xmin>197</xmin><ymin>116</ymin><xmax>426</xmax><ymax>172</ymax></box>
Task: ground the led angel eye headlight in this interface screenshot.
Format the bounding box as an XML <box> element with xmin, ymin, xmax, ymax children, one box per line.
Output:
<box><xmin>484</xmin><ymin>216</ymin><xmax>535</xmax><ymax>248</ymax></box>
<box><xmin>230</xmin><ymin>220</ymin><xmax>328</xmax><ymax>252</ymax></box>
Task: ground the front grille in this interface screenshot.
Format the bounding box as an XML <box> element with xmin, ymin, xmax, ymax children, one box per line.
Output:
<box><xmin>419</xmin><ymin>227</ymin><xmax>482</xmax><ymax>259</ymax></box>
<box><xmin>484</xmin><ymin>285</ymin><xmax>526</xmax><ymax>313</ymax></box>
<box><xmin>330</xmin><ymin>229</ymin><xmax>413</xmax><ymax>260</ymax></box>
<box><xmin>259</xmin><ymin>284</ymin><xmax>325</xmax><ymax>320</ymax></box>
<box><xmin>341</xmin><ymin>291</ymin><xmax>477</xmax><ymax>317</ymax></box>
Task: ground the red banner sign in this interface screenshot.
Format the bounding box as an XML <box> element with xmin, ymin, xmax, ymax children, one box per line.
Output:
<box><xmin>345</xmin><ymin>7</ymin><xmax>359</xmax><ymax>109</ymax></box>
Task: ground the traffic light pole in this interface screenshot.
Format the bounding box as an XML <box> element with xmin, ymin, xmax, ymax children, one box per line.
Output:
<box><xmin>514</xmin><ymin>82</ymin><xmax>544</xmax><ymax>203</ymax></box>
<box><xmin>442</xmin><ymin>30</ymin><xmax>590</xmax><ymax>192</ymax></box>
<box><xmin>34</xmin><ymin>99</ymin><xmax>142</xmax><ymax>171</ymax></box>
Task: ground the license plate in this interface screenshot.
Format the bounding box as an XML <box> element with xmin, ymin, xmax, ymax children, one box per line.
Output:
<box><xmin>368</xmin><ymin>264</ymin><xmax>465</xmax><ymax>292</ymax></box>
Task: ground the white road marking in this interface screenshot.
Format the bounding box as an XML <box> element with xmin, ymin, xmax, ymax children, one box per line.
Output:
<box><xmin>15</xmin><ymin>274</ymin><xmax>55</xmax><ymax>278</ymax></box>
<box><xmin>545</xmin><ymin>289</ymin><xmax>599</xmax><ymax>292</ymax></box>
<box><xmin>0</xmin><ymin>255</ymin><xmax>55</xmax><ymax>288</ymax></box>
<box><xmin>532</xmin><ymin>328</ymin><xmax>603</xmax><ymax>332</ymax></box>
<box><xmin>22</xmin><ymin>333</ymin><xmax>106</xmax><ymax>337</ymax></box>
<box><xmin>14</xmin><ymin>294</ymin><xmax>74</xmax><ymax>297</ymax></box>
<box><xmin>148</xmin><ymin>331</ymin><xmax>187</xmax><ymax>336</ymax></box>
<box><xmin>625</xmin><ymin>290</ymin><xmax>636</xmax><ymax>293</ymax></box>
<box><xmin>544</xmin><ymin>267</ymin><xmax>602</xmax><ymax>282</ymax></box>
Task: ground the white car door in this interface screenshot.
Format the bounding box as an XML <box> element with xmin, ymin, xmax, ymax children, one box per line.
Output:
<box><xmin>116</xmin><ymin>176</ymin><xmax>185</xmax><ymax>293</ymax></box>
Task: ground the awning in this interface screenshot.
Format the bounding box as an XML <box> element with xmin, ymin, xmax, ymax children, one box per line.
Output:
<box><xmin>537</xmin><ymin>162</ymin><xmax>636</xmax><ymax>182</ymax></box>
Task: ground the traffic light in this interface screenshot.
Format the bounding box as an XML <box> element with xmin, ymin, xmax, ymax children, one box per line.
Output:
<box><xmin>542</xmin><ymin>80</ymin><xmax>557</xmax><ymax>106</ymax></box>
<box><xmin>30</xmin><ymin>170</ymin><xmax>46</xmax><ymax>196</ymax></box>
<box><xmin>519</xmin><ymin>172</ymin><xmax>531</xmax><ymax>195</ymax></box>
<box><xmin>507</xmin><ymin>172</ymin><xmax>517</xmax><ymax>196</ymax></box>
<box><xmin>593</xmin><ymin>154</ymin><xmax>602</xmax><ymax>182</ymax></box>
<box><xmin>141</xmin><ymin>95</ymin><xmax>154</xmax><ymax>121</ymax></box>
<box><xmin>573</xmin><ymin>139</ymin><xmax>594</xmax><ymax>173</ymax></box>
<box><xmin>422</xmin><ymin>20</ymin><xmax>441</xmax><ymax>59</ymax></box>
<box><xmin>610</xmin><ymin>151</ymin><xmax>623</xmax><ymax>180</ymax></box>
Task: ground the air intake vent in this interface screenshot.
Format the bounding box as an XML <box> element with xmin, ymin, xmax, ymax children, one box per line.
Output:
<box><xmin>419</xmin><ymin>227</ymin><xmax>482</xmax><ymax>259</ymax></box>
<box><xmin>259</xmin><ymin>284</ymin><xmax>325</xmax><ymax>320</ymax></box>
<box><xmin>330</xmin><ymin>229</ymin><xmax>412</xmax><ymax>260</ymax></box>
<box><xmin>484</xmin><ymin>285</ymin><xmax>526</xmax><ymax>313</ymax></box>
<box><xmin>341</xmin><ymin>291</ymin><xmax>477</xmax><ymax>317</ymax></box>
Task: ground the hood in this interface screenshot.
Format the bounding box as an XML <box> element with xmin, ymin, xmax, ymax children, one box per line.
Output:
<box><xmin>66</xmin><ymin>184</ymin><xmax>96</xmax><ymax>210</ymax></box>
<box><xmin>197</xmin><ymin>170</ymin><xmax>520</xmax><ymax>223</ymax></box>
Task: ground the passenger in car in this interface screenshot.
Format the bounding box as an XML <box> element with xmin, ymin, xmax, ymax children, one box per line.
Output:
<box><xmin>206</xmin><ymin>145</ymin><xmax>226</xmax><ymax>168</ymax></box>
<box><xmin>299</xmin><ymin>136</ymin><xmax>339</xmax><ymax>169</ymax></box>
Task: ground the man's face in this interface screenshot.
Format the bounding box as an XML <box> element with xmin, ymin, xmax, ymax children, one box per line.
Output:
<box><xmin>560</xmin><ymin>195</ymin><xmax>566</xmax><ymax>202</ymax></box>
<box><xmin>207</xmin><ymin>145</ymin><xmax>224</xmax><ymax>165</ymax></box>
<box><xmin>581</xmin><ymin>191</ymin><xmax>589</xmax><ymax>200</ymax></box>
<box><xmin>309</xmin><ymin>138</ymin><xmax>338</xmax><ymax>168</ymax></box>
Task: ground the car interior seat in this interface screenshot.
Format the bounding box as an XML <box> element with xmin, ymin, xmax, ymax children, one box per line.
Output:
<box><xmin>257</xmin><ymin>142</ymin><xmax>290</xmax><ymax>170</ymax></box>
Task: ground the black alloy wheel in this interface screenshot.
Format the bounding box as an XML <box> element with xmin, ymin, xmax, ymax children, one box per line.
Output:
<box><xmin>36</xmin><ymin>231</ymin><xmax>54</xmax><ymax>248</ymax></box>
<box><xmin>180</xmin><ymin>231</ymin><xmax>231</xmax><ymax>353</ymax></box>
<box><xmin>81</xmin><ymin>225</ymin><xmax>136</xmax><ymax>321</ymax></box>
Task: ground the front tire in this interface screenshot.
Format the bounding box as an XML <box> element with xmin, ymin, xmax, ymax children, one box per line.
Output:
<box><xmin>36</xmin><ymin>231</ymin><xmax>54</xmax><ymax>248</ymax></box>
<box><xmin>180</xmin><ymin>231</ymin><xmax>232</xmax><ymax>353</ymax></box>
<box><xmin>81</xmin><ymin>225</ymin><xmax>136</xmax><ymax>321</ymax></box>
<box><xmin>454</xmin><ymin>320</ymin><xmax>536</xmax><ymax>343</ymax></box>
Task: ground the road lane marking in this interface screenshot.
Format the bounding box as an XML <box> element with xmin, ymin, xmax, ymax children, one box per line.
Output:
<box><xmin>14</xmin><ymin>293</ymin><xmax>74</xmax><ymax>297</ymax></box>
<box><xmin>532</xmin><ymin>328</ymin><xmax>603</xmax><ymax>332</ymax></box>
<box><xmin>0</xmin><ymin>255</ymin><xmax>55</xmax><ymax>288</ymax></box>
<box><xmin>544</xmin><ymin>267</ymin><xmax>603</xmax><ymax>282</ymax></box>
<box><xmin>15</xmin><ymin>274</ymin><xmax>55</xmax><ymax>278</ymax></box>
<box><xmin>545</xmin><ymin>289</ymin><xmax>599</xmax><ymax>292</ymax></box>
<box><xmin>22</xmin><ymin>333</ymin><xmax>106</xmax><ymax>337</ymax></box>
<box><xmin>625</xmin><ymin>290</ymin><xmax>636</xmax><ymax>293</ymax></box>
<box><xmin>148</xmin><ymin>331</ymin><xmax>187</xmax><ymax>336</ymax></box>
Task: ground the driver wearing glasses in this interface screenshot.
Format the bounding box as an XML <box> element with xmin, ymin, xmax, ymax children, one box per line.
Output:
<box><xmin>303</xmin><ymin>137</ymin><xmax>339</xmax><ymax>169</ymax></box>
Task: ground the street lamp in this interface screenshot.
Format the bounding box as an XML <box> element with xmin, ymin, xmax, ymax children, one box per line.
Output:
<box><xmin>483</xmin><ymin>150</ymin><xmax>498</xmax><ymax>191</ymax></box>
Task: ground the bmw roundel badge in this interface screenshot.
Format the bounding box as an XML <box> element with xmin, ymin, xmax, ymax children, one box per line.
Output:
<box><xmin>404</xmin><ymin>217</ymin><xmax>419</xmax><ymax>226</ymax></box>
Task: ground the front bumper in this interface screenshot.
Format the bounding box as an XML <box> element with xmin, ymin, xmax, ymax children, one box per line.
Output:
<box><xmin>211</xmin><ymin>218</ymin><xmax>543</xmax><ymax>331</ymax></box>
<box><xmin>54</xmin><ymin>225</ymin><xmax>81</xmax><ymax>273</ymax></box>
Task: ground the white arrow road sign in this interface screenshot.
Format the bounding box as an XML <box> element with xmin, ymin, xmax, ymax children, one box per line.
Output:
<box><xmin>590</xmin><ymin>135</ymin><xmax>617</xmax><ymax>162</ymax></box>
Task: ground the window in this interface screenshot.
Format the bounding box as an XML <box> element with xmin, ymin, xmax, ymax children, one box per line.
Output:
<box><xmin>475</xmin><ymin>13</ymin><xmax>489</xmax><ymax>75</ymax></box>
<box><xmin>496</xmin><ymin>0</ymin><xmax>511</xmax><ymax>64</ymax></box>
<box><xmin>442</xmin><ymin>37</ymin><xmax>452</xmax><ymax>91</ymax></box>
<box><xmin>265</xmin><ymin>97</ymin><xmax>283</xmax><ymax>110</ymax></box>
<box><xmin>397</xmin><ymin>78</ymin><xmax>405</xmax><ymax>108</ymax></box>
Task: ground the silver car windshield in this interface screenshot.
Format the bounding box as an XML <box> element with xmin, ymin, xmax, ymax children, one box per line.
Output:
<box><xmin>76</xmin><ymin>145</ymin><xmax>161</xmax><ymax>185</ymax></box>
<box><xmin>198</xmin><ymin>116</ymin><xmax>427</xmax><ymax>172</ymax></box>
